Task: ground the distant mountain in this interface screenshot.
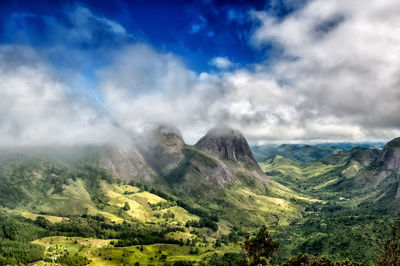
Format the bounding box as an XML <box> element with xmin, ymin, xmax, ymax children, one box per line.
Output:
<box><xmin>251</xmin><ymin>144</ymin><xmax>336</xmax><ymax>163</ymax></box>
<box><xmin>315</xmin><ymin>142</ymin><xmax>385</xmax><ymax>150</ymax></box>
<box><xmin>260</xmin><ymin>137</ymin><xmax>400</xmax><ymax>210</ymax></box>
<box><xmin>251</xmin><ymin>142</ymin><xmax>385</xmax><ymax>163</ymax></box>
<box><xmin>251</xmin><ymin>144</ymin><xmax>278</xmax><ymax>162</ymax></box>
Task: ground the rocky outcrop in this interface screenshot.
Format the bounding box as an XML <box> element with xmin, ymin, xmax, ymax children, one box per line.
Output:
<box><xmin>136</xmin><ymin>123</ymin><xmax>185</xmax><ymax>176</ymax></box>
<box><xmin>376</xmin><ymin>137</ymin><xmax>400</xmax><ymax>198</ymax></box>
<box><xmin>175</xmin><ymin>148</ymin><xmax>235</xmax><ymax>188</ymax></box>
<box><xmin>377</xmin><ymin>137</ymin><xmax>400</xmax><ymax>171</ymax></box>
<box><xmin>195</xmin><ymin>128</ymin><xmax>259</xmax><ymax>167</ymax></box>
<box><xmin>99</xmin><ymin>145</ymin><xmax>156</xmax><ymax>182</ymax></box>
<box><xmin>101</xmin><ymin>125</ymin><xmax>270</xmax><ymax>188</ymax></box>
<box><xmin>195</xmin><ymin>127</ymin><xmax>269</xmax><ymax>183</ymax></box>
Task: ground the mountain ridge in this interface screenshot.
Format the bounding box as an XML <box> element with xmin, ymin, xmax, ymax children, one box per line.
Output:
<box><xmin>252</xmin><ymin>142</ymin><xmax>385</xmax><ymax>163</ymax></box>
<box><xmin>0</xmin><ymin>128</ymin><xmax>399</xmax><ymax>264</ymax></box>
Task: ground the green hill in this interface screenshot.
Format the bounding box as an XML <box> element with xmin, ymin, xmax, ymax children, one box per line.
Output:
<box><xmin>0</xmin><ymin>129</ymin><xmax>398</xmax><ymax>265</ymax></box>
<box><xmin>259</xmin><ymin>146</ymin><xmax>400</xmax><ymax>262</ymax></box>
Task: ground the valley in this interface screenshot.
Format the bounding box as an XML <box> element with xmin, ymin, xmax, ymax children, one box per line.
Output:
<box><xmin>0</xmin><ymin>126</ymin><xmax>398</xmax><ymax>265</ymax></box>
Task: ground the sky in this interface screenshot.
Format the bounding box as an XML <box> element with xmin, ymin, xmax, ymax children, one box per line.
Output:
<box><xmin>0</xmin><ymin>0</ymin><xmax>400</xmax><ymax>145</ymax></box>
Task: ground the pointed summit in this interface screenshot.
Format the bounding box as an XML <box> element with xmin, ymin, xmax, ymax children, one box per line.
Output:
<box><xmin>136</xmin><ymin>123</ymin><xmax>185</xmax><ymax>176</ymax></box>
<box><xmin>377</xmin><ymin>137</ymin><xmax>400</xmax><ymax>171</ymax></box>
<box><xmin>195</xmin><ymin>127</ymin><xmax>259</xmax><ymax>168</ymax></box>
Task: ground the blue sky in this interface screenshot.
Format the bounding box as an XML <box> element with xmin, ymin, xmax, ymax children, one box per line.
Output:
<box><xmin>0</xmin><ymin>0</ymin><xmax>399</xmax><ymax>145</ymax></box>
<box><xmin>0</xmin><ymin>0</ymin><xmax>306</xmax><ymax>73</ymax></box>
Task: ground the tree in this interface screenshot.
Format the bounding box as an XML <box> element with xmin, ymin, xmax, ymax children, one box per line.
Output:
<box><xmin>283</xmin><ymin>254</ymin><xmax>362</xmax><ymax>266</ymax></box>
<box><xmin>123</xmin><ymin>202</ymin><xmax>130</xmax><ymax>211</ymax></box>
<box><xmin>243</xmin><ymin>225</ymin><xmax>278</xmax><ymax>265</ymax></box>
<box><xmin>378</xmin><ymin>225</ymin><xmax>400</xmax><ymax>266</ymax></box>
<box><xmin>162</xmin><ymin>210</ymin><xmax>175</xmax><ymax>220</ymax></box>
<box><xmin>57</xmin><ymin>254</ymin><xmax>91</xmax><ymax>265</ymax></box>
<box><xmin>34</xmin><ymin>216</ymin><xmax>50</xmax><ymax>229</ymax></box>
<box><xmin>200</xmin><ymin>253</ymin><xmax>246</xmax><ymax>266</ymax></box>
<box><xmin>214</xmin><ymin>238</ymin><xmax>222</xmax><ymax>248</ymax></box>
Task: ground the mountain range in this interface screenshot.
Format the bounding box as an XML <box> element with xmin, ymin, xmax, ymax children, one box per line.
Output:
<box><xmin>0</xmin><ymin>125</ymin><xmax>399</xmax><ymax>264</ymax></box>
<box><xmin>251</xmin><ymin>142</ymin><xmax>385</xmax><ymax>163</ymax></box>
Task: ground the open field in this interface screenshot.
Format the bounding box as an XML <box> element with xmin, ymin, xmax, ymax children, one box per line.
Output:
<box><xmin>32</xmin><ymin>236</ymin><xmax>242</xmax><ymax>265</ymax></box>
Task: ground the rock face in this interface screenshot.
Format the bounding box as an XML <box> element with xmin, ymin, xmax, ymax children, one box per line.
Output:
<box><xmin>377</xmin><ymin>137</ymin><xmax>400</xmax><ymax>171</ymax></box>
<box><xmin>99</xmin><ymin>145</ymin><xmax>156</xmax><ymax>182</ymax></box>
<box><xmin>195</xmin><ymin>128</ymin><xmax>259</xmax><ymax>168</ymax></box>
<box><xmin>377</xmin><ymin>137</ymin><xmax>400</xmax><ymax>198</ymax></box>
<box><xmin>174</xmin><ymin>148</ymin><xmax>236</xmax><ymax>188</ymax></box>
<box><xmin>101</xmin><ymin>125</ymin><xmax>269</xmax><ymax>188</ymax></box>
<box><xmin>136</xmin><ymin>124</ymin><xmax>185</xmax><ymax>176</ymax></box>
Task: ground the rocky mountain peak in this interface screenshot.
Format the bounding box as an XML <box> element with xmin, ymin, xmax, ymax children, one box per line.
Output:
<box><xmin>375</xmin><ymin>137</ymin><xmax>400</xmax><ymax>198</ymax></box>
<box><xmin>135</xmin><ymin>123</ymin><xmax>185</xmax><ymax>176</ymax></box>
<box><xmin>100</xmin><ymin>145</ymin><xmax>156</xmax><ymax>182</ymax></box>
<box><xmin>151</xmin><ymin>123</ymin><xmax>184</xmax><ymax>143</ymax></box>
<box><xmin>195</xmin><ymin>127</ymin><xmax>259</xmax><ymax>167</ymax></box>
<box><xmin>377</xmin><ymin>137</ymin><xmax>400</xmax><ymax>171</ymax></box>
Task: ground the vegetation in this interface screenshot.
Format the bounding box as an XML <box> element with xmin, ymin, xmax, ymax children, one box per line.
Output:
<box><xmin>378</xmin><ymin>225</ymin><xmax>400</xmax><ymax>265</ymax></box>
<box><xmin>243</xmin><ymin>225</ymin><xmax>279</xmax><ymax>265</ymax></box>
<box><xmin>57</xmin><ymin>253</ymin><xmax>91</xmax><ymax>266</ymax></box>
<box><xmin>258</xmin><ymin>148</ymin><xmax>400</xmax><ymax>263</ymax></box>
<box><xmin>0</xmin><ymin>145</ymin><xmax>398</xmax><ymax>265</ymax></box>
<box><xmin>282</xmin><ymin>254</ymin><xmax>362</xmax><ymax>266</ymax></box>
<box><xmin>0</xmin><ymin>211</ymin><xmax>47</xmax><ymax>264</ymax></box>
<box><xmin>186</xmin><ymin>217</ymin><xmax>218</xmax><ymax>231</ymax></box>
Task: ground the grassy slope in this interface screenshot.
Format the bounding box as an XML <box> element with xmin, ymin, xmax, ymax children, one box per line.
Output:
<box><xmin>101</xmin><ymin>182</ymin><xmax>199</xmax><ymax>224</ymax></box>
<box><xmin>260</xmin><ymin>149</ymin><xmax>400</xmax><ymax>211</ymax></box>
<box><xmin>259</xmin><ymin>150</ymin><xmax>384</xmax><ymax>201</ymax></box>
<box><xmin>32</xmin><ymin>236</ymin><xmax>241</xmax><ymax>265</ymax></box>
<box><xmin>0</xmin><ymin>150</ymin><xmax>197</xmax><ymax>225</ymax></box>
<box><xmin>0</xmin><ymin>147</ymin><xmax>317</xmax><ymax>263</ymax></box>
<box><xmin>259</xmin><ymin>150</ymin><xmax>400</xmax><ymax>263</ymax></box>
<box><xmin>5</xmin><ymin>181</ymin><xmax>200</xmax><ymax>227</ymax></box>
<box><xmin>163</xmin><ymin>146</ymin><xmax>317</xmax><ymax>232</ymax></box>
<box><xmin>1</xmin><ymin>145</ymin><xmax>398</xmax><ymax>264</ymax></box>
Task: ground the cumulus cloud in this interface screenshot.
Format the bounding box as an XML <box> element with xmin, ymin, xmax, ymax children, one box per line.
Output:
<box><xmin>0</xmin><ymin>46</ymin><xmax>127</xmax><ymax>146</ymax></box>
<box><xmin>2</xmin><ymin>1</ymin><xmax>400</xmax><ymax>145</ymax></box>
<box><xmin>246</xmin><ymin>0</ymin><xmax>400</xmax><ymax>141</ymax></box>
<box><xmin>210</xmin><ymin>57</ymin><xmax>233</xmax><ymax>69</ymax></box>
<box><xmin>4</xmin><ymin>6</ymin><xmax>130</xmax><ymax>48</ymax></box>
<box><xmin>98</xmin><ymin>45</ymin><xmax>230</xmax><ymax>143</ymax></box>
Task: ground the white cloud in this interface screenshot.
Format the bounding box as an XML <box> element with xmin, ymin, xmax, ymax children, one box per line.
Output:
<box><xmin>66</xmin><ymin>6</ymin><xmax>127</xmax><ymax>38</ymax></box>
<box><xmin>2</xmin><ymin>2</ymin><xmax>400</xmax><ymax>145</ymax></box>
<box><xmin>245</xmin><ymin>0</ymin><xmax>400</xmax><ymax>142</ymax></box>
<box><xmin>210</xmin><ymin>57</ymin><xmax>233</xmax><ymax>69</ymax></box>
<box><xmin>0</xmin><ymin>46</ymin><xmax>127</xmax><ymax>146</ymax></box>
<box><xmin>98</xmin><ymin>45</ymin><xmax>229</xmax><ymax>143</ymax></box>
